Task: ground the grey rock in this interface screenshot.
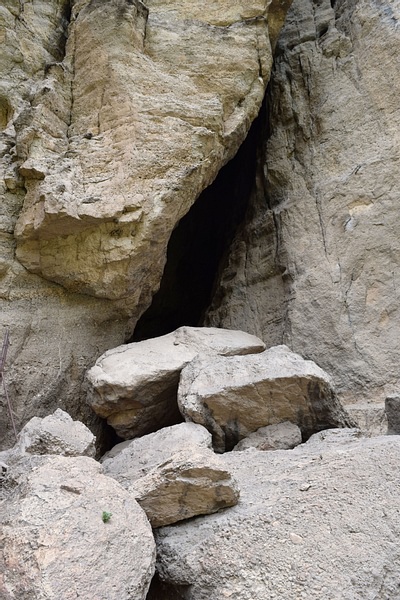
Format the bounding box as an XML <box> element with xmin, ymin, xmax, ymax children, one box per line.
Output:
<box><xmin>153</xmin><ymin>434</ymin><xmax>400</xmax><ymax>599</ymax></box>
<box><xmin>87</xmin><ymin>326</ymin><xmax>265</xmax><ymax>439</ymax></box>
<box><xmin>178</xmin><ymin>345</ymin><xmax>354</xmax><ymax>452</ymax></box>
<box><xmin>385</xmin><ymin>396</ymin><xmax>400</xmax><ymax>435</ymax></box>
<box><xmin>233</xmin><ymin>421</ymin><xmax>302</xmax><ymax>451</ymax></box>
<box><xmin>0</xmin><ymin>455</ymin><xmax>155</xmax><ymax>600</ymax></box>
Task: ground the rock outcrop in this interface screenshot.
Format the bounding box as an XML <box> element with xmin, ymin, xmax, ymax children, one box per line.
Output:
<box><xmin>87</xmin><ymin>326</ymin><xmax>265</xmax><ymax>439</ymax></box>
<box><xmin>0</xmin><ymin>455</ymin><xmax>156</xmax><ymax>600</ymax></box>
<box><xmin>151</xmin><ymin>431</ymin><xmax>400</xmax><ymax>599</ymax></box>
<box><xmin>0</xmin><ymin>0</ymin><xmax>289</xmax><ymax>448</ymax></box>
<box><xmin>205</xmin><ymin>0</ymin><xmax>400</xmax><ymax>411</ymax></box>
<box><xmin>178</xmin><ymin>345</ymin><xmax>354</xmax><ymax>452</ymax></box>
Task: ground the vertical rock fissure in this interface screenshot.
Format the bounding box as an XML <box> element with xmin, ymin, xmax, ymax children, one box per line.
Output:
<box><xmin>130</xmin><ymin>107</ymin><xmax>265</xmax><ymax>342</ymax></box>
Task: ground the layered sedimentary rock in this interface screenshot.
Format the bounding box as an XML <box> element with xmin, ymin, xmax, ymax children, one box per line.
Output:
<box><xmin>206</xmin><ymin>0</ymin><xmax>400</xmax><ymax>407</ymax></box>
<box><xmin>0</xmin><ymin>0</ymin><xmax>289</xmax><ymax>446</ymax></box>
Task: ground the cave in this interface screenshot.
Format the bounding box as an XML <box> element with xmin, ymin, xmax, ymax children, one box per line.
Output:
<box><xmin>130</xmin><ymin>104</ymin><xmax>265</xmax><ymax>342</ymax></box>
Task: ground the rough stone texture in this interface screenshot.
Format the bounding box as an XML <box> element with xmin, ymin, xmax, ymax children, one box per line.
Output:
<box><xmin>131</xmin><ymin>449</ymin><xmax>240</xmax><ymax>528</ymax></box>
<box><xmin>152</xmin><ymin>432</ymin><xmax>400</xmax><ymax>599</ymax></box>
<box><xmin>178</xmin><ymin>345</ymin><xmax>354</xmax><ymax>452</ymax></box>
<box><xmin>233</xmin><ymin>421</ymin><xmax>301</xmax><ymax>451</ymax></box>
<box><xmin>0</xmin><ymin>455</ymin><xmax>156</xmax><ymax>599</ymax></box>
<box><xmin>8</xmin><ymin>408</ymin><xmax>96</xmax><ymax>457</ymax></box>
<box><xmin>346</xmin><ymin>402</ymin><xmax>388</xmax><ymax>437</ymax></box>
<box><xmin>13</xmin><ymin>0</ymin><xmax>280</xmax><ymax>309</ymax></box>
<box><xmin>101</xmin><ymin>422</ymin><xmax>212</xmax><ymax>477</ymax></box>
<box><xmin>385</xmin><ymin>396</ymin><xmax>400</xmax><ymax>435</ymax></box>
<box><xmin>205</xmin><ymin>0</ymin><xmax>400</xmax><ymax>410</ymax></box>
<box><xmin>0</xmin><ymin>0</ymin><xmax>290</xmax><ymax>449</ymax></box>
<box><xmin>87</xmin><ymin>326</ymin><xmax>265</xmax><ymax>439</ymax></box>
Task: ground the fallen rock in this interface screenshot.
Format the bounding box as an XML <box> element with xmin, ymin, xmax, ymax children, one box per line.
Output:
<box><xmin>102</xmin><ymin>423</ymin><xmax>238</xmax><ymax>528</ymax></box>
<box><xmin>0</xmin><ymin>455</ymin><xmax>155</xmax><ymax>600</ymax></box>
<box><xmin>233</xmin><ymin>421</ymin><xmax>302</xmax><ymax>451</ymax></box>
<box><xmin>87</xmin><ymin>326</ymin><xmax>265</xmax><ymax>439</ymax></box>
<box><xmin>151</xmin><ymin>433</ymin><xmax>400</xmax><ymax>599</ymax></box>
<box><xmin>132</xmin><ymin>449</ymin><xmax>239</xmax><ymax>528</ymax></box>
<box><xmin>13</xmin><ymin>408</ymin><xmax>96</xmax><ymax>458</ymax></box>
<box><xmin>178</xmin><ymin>345</ymin><xmax>354</xmax><ymax>452</ymax></box>
<box><xmin>101</xmin><ymin>422</ymin><xmax>212</xmax><ymax>478</ymax></box>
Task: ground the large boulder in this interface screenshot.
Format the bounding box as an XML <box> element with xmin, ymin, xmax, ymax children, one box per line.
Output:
<box><xmin>87</xmin><ymin>326</ymin><xmax>265</xmax><ymax>439</ymax></box>
<box><xmin>102</xmin><ymin>423</ymin><xmax>238</xmax><ymax>528</ymax></box>
<box><xmin>233</xmin><ymin>421</ymin><xmax>302</xmax><ymax>451</ymax></box>
<box><xmin>0</xmin><ymin>455</ymin><xmax>156</xmax><ymax>600</ymax></box>
<box><xmin>178</xmin><ymin>345</ymin><xmax>354</xmax><ymax>451</ymax></box>
<box><xmin>151</xmin><ymin>432</ymin><xmax>400</xmax><ymax>599</ymax></box>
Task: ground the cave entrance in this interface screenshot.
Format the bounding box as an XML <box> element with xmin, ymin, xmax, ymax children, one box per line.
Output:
<box><xmin>130</xmin><ymin>107</ymin><xmax>264</xmax><ymax>342</ymax></box>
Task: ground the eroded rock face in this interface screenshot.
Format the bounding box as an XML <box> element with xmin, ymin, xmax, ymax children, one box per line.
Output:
<box><xmin>13</xmin><ymin>0</ymin><xmax>280</xmax><ymax>310</ymax></box>
<box><xmin>205</xmin><ymin>0</ymin><xmax>400</xmax><ymax>407</ymax></box>
<box><xmin>0</xmin><ymin>0</ymin><xmax>291</xmax><ymax>447</ymax></box>
<box><xmin>152</xmin><ymin>433</ymin><xmax>400</xmax><ymax>599</ymax></box>
<box><xmin>86</xmin><ymin>326</ymin><xmax>265</xmax><ymax>439</ymax></box>
<box><xmin>178</xmin><ymin>345</ymin><xmax>354</xmax><ymax>452</ymax></box>
<box><xmin>0</xmin><ymin>455</ymin><xmax>156</xmax><ymax>600</ymax></box>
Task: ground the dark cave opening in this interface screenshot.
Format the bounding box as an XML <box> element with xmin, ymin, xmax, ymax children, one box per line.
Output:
<box><xmin>130</xmin><ymin>105</ymin><xmax>265</xmax><ymax>343</ymax></box>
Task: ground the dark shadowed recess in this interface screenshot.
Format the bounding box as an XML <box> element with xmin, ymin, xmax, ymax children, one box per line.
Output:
<box><xmin>130</xmin><ymin>102</ymin><xmax>266</xmax><ymax>342</ymax></box>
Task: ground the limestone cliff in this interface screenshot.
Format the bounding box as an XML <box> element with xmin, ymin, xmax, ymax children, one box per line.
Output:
<box><xmin>206</xmin><ymin>0</ymin><xmax>400</xmax><ymax>408</ymax></box>
<box><xmin>0</xmin><ymin>0</ymin><xmax>288</xmax><ymax>446</ymax></box>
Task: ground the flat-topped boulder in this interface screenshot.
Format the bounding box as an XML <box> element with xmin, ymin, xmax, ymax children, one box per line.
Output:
<box><xmin>86</xmin><ymin>327</ymin><xmax>265</xmax><ymax>439</ymax></box>
<box><xmin>178</xmin><ymin>345</ymin><xmax>355</xmax><ymax>452</ymax></box>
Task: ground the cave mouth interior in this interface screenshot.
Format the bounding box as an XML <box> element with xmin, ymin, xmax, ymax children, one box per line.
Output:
<box><xmin>130</xmin><ymin>106</ymin><xmax>264</xmax><ymax>343</ymax></box>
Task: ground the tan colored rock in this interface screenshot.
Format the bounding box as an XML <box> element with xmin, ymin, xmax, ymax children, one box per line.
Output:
<box><xmin>206</xmin><ymin>0</ymin><xmax>400</xmax><ymax>409</ymax></box>
<box><xmin>101</xmin><ymin>422</ymin><xmax>212</xmax><ymax>477</ymax></box>
<box><xmin>13</xmin><ymin>0</ymin><xmax>282</xmax><ymax>313</ymax></box>
<box><xmin>132</xmin><ymin>449</ymin><xmax>239</xmax><ymax>528</ymax></box>
<box><xmin>178</xmin><ymin>345</ymin><xmax>354</xmax><ymax>452</ymax></box>
<box><xmin>87</xmin><ymin>326</ymin><xmax>265</xmax><ymax>439</ymax></box>
<box><xmin>233</xmin><ymin>421</ymin><xmax>302</xmax><ymax>451</ymax></box>
<box><xmin>0</xmin><ymin>455</ymin><xmax>156</xmax><ymax>600</ymax></box>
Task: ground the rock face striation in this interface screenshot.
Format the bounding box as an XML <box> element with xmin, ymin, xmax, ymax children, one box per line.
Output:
<box><xmin>205</xmin><ymin>0</ymin><xmax>400</xmax><ymax>410</ymax></box>
<box><xmin>0</xmin><ymin>0</ymin><xmax>289</xmax><ymax>447</ymax></box>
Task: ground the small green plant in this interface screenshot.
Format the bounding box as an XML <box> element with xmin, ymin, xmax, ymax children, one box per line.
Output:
<box><xmin>102</xmin><ymin>511</ymin><xmax>112</xmax><ymax>523</ymax></box>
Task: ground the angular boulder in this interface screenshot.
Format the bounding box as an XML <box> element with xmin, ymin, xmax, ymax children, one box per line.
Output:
<box><xmin>233</xmin><ymin>421</ymin><xmax>302</xmax><ymax>451</ymax></box>
<box><xmin>87</xmin><ymin>326</ymin><xmax>265</xmax><ymax>439</ymax></box>
<box><xmin>178</xmin><ymin>345</ymin><xmax>354</xmax><ymax>451</ymax></box>
<box><xmin>0</xmin><ymin>455</ymin><xmax>155</xmax><ymax>600</ymax></box>
<box><xmin>102</xmin><ymin>423</ymin><xmax>238</xmax><ymax>528</ymax></box>
<box><xmin>151</xmin><ymin>433</ymin><xmax>400</xmax><ymax>599</ymax></box>
<box><xmin>13</xmin><ymin>409</ymin><xmax>96</xmax><ymax>458</ymax></box>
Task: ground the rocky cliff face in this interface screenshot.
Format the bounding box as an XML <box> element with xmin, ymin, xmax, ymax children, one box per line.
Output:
<box><xmin>0</xmin><ymin>0</ymin><xmax>288</xmax><ymax>446</ymax></box>
<box><xmin>206</xmin><ymin>0</ymin><xmax>400</xmax><ymax>407</ymax></box>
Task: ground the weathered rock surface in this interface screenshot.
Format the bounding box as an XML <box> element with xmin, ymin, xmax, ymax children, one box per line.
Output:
<box><xmin>132</xmin><ymin>450</ymin><xmax>240</xmax><ymax>528</ymax></box>
<box><xmin>385</xmin><ymin>396</ymin><xmax>400</xmax><ymax>435</ymax></box>
<box><xmin>233</xmin><ymin>421</ymin><xmax>301</xmax><ymax>451</ymax></box>
<box><xmin>101</xmin><ymin>422</ymin><xmax>212</xmax><ymax>477</ymax></box>
<box><xmin>205</xmin><ymin>0</ymin><xmax>400</xmax><ymax>410</ymax></box>
<box><xmin>87</xmin><ymin>326</ymin><xmax>265</xmax><ymax>439</ymax></box>
<box><xmin>0</xmin><ymin>455</ymin><xmax>156</xmax><ymax>599</ymax></box>
<box><xmin>151</xmin><ymin>432</ymin><xmax>400</xmax><ymax>599</ymax></box>
<box><xmin>178</xmin><ymin>345</ymin><xmax>354</xmax><ymax>451</ymax></box>
<box><xmin>0</xmin><ymin>0</ymin><xmax>290</xmax><ymax>448</ymax></box>
<box><xmin>102</xmin><ymin>422</ymin><xmax>237</xmax><ymax>527</ymax></box>
<box><xmin>13</xmin><ymin>408</ymin><xmax>95</xmax><ymax>457</ymax></box>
